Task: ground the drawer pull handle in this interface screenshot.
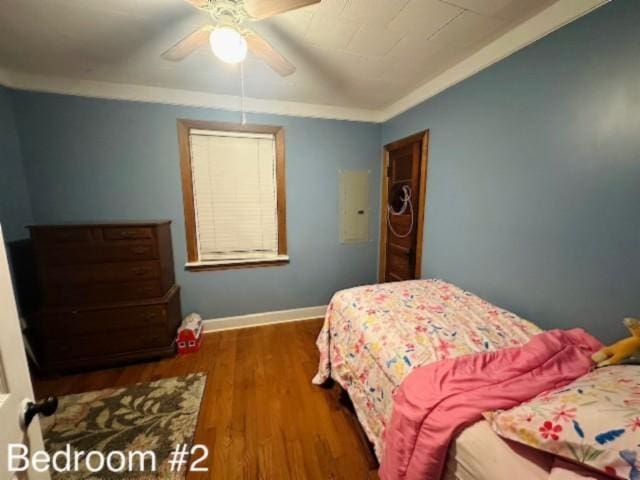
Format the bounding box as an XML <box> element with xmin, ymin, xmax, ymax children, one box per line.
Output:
<box><xmin>131</xmin><ymin>247</ymin><xmax>148</xmax><ymax>255</ymax></box>
<box><xmin>120</xmin><ymin>231</ymin><xmax>136</xmax><ymax>238</ymax></box>
<box><xmin>131</xmin><ymin>267</ymin><xmax>149</xmax><ymax>276</ymax></box>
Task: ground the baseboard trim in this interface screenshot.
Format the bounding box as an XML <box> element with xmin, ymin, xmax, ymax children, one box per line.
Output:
<box><xmin>202</xmin><ymin>305</ymin><xmax>327</xmax><ymax>333</ymax></box>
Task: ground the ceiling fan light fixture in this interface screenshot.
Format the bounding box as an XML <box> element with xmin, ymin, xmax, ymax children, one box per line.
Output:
<box><xmin>209</xmin><ymin>26</ymin><xmax>247</xmax><ymax>64</ymax></box>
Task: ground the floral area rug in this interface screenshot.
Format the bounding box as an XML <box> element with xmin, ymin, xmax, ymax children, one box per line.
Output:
<box><xmin>41</xmin><ymin>373</ymin><xmax>206</xmax><ymax>479</ymax></box>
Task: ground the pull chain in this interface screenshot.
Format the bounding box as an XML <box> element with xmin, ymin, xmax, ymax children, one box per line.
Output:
<box><xmin>240</xmin><ymin>61</ymin><xmax>247</xmax><ymax>125</ymax></box>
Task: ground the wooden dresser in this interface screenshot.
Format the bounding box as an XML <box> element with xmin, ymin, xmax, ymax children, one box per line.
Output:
<box><xmin>27</xmin><ymin>221</ymin><xmax>181</xmax><ymax>373</ymax></box>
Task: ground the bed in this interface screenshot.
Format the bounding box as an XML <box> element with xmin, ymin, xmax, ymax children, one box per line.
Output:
<box><xmin>312</xmin><ymin>279</ymin><xmax>609</xmax><ymax>479</ymax></box>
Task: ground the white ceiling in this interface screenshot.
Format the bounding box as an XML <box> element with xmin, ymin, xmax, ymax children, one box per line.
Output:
<box><xmin>0</xmin><ymin>0</ymin><xmax>605</xmax><ymax>120</ymax></box>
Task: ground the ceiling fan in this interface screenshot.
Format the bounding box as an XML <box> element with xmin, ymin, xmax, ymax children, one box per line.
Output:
<box><xmin>161</xmin><ymin>0</ymin><xmax>320</xmax><ymax>76</ymax></box>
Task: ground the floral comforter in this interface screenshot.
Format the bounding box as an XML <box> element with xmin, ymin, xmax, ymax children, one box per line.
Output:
<box><xmin>312</xmin><ymin>279</ymin><xmax>542</xmax><ymax>457</ymax></box>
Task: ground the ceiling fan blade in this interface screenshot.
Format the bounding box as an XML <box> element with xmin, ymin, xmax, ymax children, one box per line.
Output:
<box><xmin>245</xmin><ymin>31</ymin><xmax>296</xmax><ymax>77</ymax></box>
<box><xmin>244</xmin><ymin>0</ymin><xmax>320</xmax><ymax>20</ymax></box>
<box><xmin>183</xmin><ymin>0</ymin><xmax>209</xmax><ymax>7</ymax></box>
<box><xmin>161</xmin><ymin>26</ymin><xmax>211</xmax><ymax>62</ymax></box>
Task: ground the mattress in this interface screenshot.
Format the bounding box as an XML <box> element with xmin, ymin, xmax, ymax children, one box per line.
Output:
<box><xmin>443</xmin><ymin>420</ymin><xmax>554</xmax><ymax>480</ymax></box>
<box><xmin>442</xmin><ymin>420</ymin><xmax>613</xmax><ymax>480</ymax></box>
<box><xmin>313</xmin><ymin>279</ymin><xmax>542</xmax><ymax>457</ymax></box>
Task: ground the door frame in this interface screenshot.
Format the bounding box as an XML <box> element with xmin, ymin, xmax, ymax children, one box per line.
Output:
<box><xmin>0</xmin><ymin>225</ymin><xmax>49</xmax><ymax>479</ymax></box>
<box><xmin>378</xmin><ymin>130</ymin><xmax>430</xmax><ymax>282</ymax></box>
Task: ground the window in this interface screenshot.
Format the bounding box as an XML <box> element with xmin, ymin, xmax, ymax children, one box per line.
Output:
<box><xmin>178</xmin><ymin>120</ymin><xmax>287</xmax><ymax>270</ymax></box>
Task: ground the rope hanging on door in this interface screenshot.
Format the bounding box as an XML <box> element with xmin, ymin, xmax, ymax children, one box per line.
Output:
<box><xmin>387</xmin><ymin>184</ymin><xmax>414</xmax><ymax>238</ymax></box>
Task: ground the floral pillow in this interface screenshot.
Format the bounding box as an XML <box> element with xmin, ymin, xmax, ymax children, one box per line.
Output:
<box><xmin>484</xmin><ymin>366</ymin><xmax>640</xmax><ymax>480</ymax></box>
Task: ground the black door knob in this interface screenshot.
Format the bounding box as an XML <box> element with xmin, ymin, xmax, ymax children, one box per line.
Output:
<box><xmin>23</xmin><ymin>396</ymin><xmax>58</xmax><ymax>428</ymax></box>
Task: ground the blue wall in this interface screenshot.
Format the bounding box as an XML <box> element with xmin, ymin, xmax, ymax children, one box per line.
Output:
<box><xmin>0</xmin><ymin>87</ymin><xmax>32</xmax><ymax>242</ymax></box>
<box><xmin>10</xmin><ymin>92</ymin><xmax>382</xmax><ymax>319</ymax></box>
<box><xmin>382</xmin><ymin>0</ymin><xmax>640</xmax><ymax>343</ymax></box>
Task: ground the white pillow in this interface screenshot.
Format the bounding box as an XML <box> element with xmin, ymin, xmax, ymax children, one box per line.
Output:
<box><xmin>484</xmin><ymin>366</ymin><xmax>640</xmax><ymax>479</ymax></box>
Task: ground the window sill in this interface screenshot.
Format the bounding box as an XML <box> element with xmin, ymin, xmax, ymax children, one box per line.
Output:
<box><xmin>185</xmin><ymin>255</ymin><xmax>290</xmax><ymax>272</ymax></box>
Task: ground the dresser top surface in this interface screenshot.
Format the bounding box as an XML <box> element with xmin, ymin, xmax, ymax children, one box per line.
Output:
<box><xmin>29</xmin><ymin>220</ymin><xmax>171</xmax><ymax>229</ymax></box>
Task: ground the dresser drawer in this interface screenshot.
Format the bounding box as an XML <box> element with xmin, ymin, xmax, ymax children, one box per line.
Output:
<box><xmin>33</xmin><ymin>227</ymin><xmax>94</xmax><ymax>244</ymax></box>
<box><xmin>38</xmin><ymin>242</ymin><xmax>158</xmax><ymax>265</ymax></box>
<box><xmin>42</xmin><ymin>261</ymin><xmax>161</xmax><ymax>285</ymax></box>
<box><xmin>103</xmin><ymin>226</ymin><xmax>153</xmax><ymax>241</ymax></box>
<box><xmin>29</xmin><ymin>284</ymin><xmax>181</xmax><ymax>372</ymax></box>
<box><xmin>40</xmin><ymin>327</ymin><xmax>169</xmax><ymax>362</ymax></box>
<box><xmin>45</xmin><ymin>280</ymin><xmax>164</xmax><ymax>305</ymax></box>
<box><xmin>34</xmin><ymin>304</ymin><xmax>167</xmax><ymax>338</ymax></box>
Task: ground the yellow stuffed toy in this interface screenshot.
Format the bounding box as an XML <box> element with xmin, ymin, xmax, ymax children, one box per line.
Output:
<box><xmin>592</xmin><ymin>317</ymin><xmax>640</xmax><ymax>367</ymax></box>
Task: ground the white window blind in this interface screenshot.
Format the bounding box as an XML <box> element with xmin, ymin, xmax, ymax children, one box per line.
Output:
<box><xmin>189</xmin><ymin>129</ymin><xmax>278</xmax><ymax>261</ymax></box>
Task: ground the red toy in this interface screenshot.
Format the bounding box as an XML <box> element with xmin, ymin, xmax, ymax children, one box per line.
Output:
<box><xmin>176</xmin><ymin>313</ymin><xmax>203</xmax><ymax>354</ymax></box>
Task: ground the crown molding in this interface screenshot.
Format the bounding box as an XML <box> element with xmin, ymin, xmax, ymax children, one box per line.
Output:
<box><xmin>0</xmin><ymin>70</ymin><xmax>383</xmax><ymax>123</ymax></box>
<box><xmin>0</xmin><ymin>0</ymin><xmax>608</xmax><ymax>125</ymax></box>
<box><xmin>379</xmin><ymin>0</ymin><xmax>609</xmax><ymax>122</ymax></box>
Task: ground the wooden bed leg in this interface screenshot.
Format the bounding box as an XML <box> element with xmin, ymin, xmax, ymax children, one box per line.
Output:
<box><xmin>318</xmin><ymin>377</ymin><xmax>334</xmax><ymax>389</ymax></box>
<box><xmin>338</xmin><ymin>386</ymin><xmax>352</xmax><ymax>408</ymax></box>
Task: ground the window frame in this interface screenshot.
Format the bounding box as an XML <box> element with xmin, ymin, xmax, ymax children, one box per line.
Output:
<box><xmin>177</xmin><ymin>119</ymin><xmax>288</xmax><ymax>271</ymax></box>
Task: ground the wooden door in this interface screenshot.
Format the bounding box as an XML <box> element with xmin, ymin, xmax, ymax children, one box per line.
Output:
<box><xmin>0</xmin><ymin>225</ymin><xmax>50</xmax><ymax>479</ymax></box>
<box><xmin>379</xmin><ymin>131</ymin><xmax>429</xmax><ymax>282</ymax></box>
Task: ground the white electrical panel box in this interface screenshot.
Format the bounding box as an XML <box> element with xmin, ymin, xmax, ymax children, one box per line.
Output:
<box><xmin>339</xmin><ymin>170</ymin><xmax>369</xmax><ymax>244</ymax></box>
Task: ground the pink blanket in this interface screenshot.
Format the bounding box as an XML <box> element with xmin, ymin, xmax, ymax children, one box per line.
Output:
<box><xmin>379</xmin><ymin>329</ymin><xmax>602</xmax><ymax>480</ymax></box>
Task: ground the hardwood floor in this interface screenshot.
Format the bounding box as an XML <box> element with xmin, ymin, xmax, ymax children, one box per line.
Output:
<box><xmin>32</xmin><ymin>318</ymin><xmax>380</xmax><ymax>479</ymax></box>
